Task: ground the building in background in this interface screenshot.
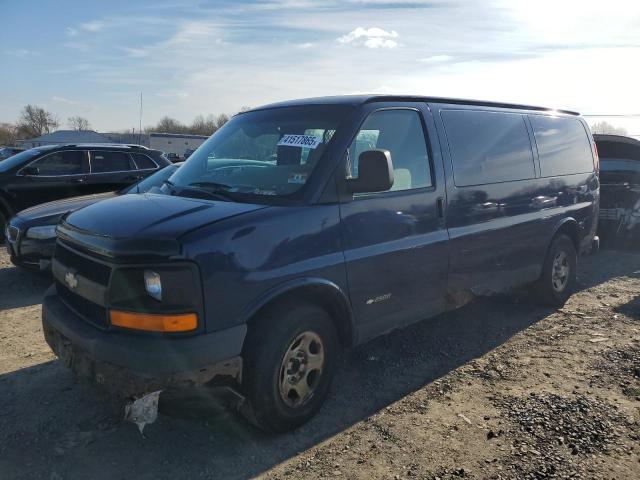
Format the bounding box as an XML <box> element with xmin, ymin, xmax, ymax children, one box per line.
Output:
<box><xmin>18</xmin><ymin>130</ymin><xmax>210</xmax><ymax>159</ymax></box>
<box><xmin>18</xmin><ymin>130</ymin><xmax>111</xmax><ymax>148</ymax></box>
<box><xmin>102</xmin><ymin>132</ymin><xmax>150</xmax><ymax>147</ymax></box>
<box><xmin>149</xmin><ymin>133</ymin><xmax>209</xmax><ymax>158</ymax></box>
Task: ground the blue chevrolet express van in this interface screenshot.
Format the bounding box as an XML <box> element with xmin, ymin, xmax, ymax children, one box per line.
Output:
<box><xmin>42</xmin><ymin>95</ymin><xmax>599</xmax><ymax>432</ymax></box>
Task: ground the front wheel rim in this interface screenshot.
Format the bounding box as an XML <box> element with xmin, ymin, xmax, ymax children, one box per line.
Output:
<box><xmin>551</xmin><ymin>250</ymin><xmax>570</xmax><ymax>292</ymax></box>
<box><xmin>278</xmin><ymin>331</ymin><xmax>325</xmax><ymax>408</ymax></box>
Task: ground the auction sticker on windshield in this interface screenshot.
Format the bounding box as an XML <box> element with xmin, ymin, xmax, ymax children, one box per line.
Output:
<box><xmin>277</xmin><ymin>134</ymin><xmax>322</xmax><ymax>149</ymax></box>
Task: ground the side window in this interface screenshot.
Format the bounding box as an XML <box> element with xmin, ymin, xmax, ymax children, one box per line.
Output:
<box><xmin>530</xmin><ymin>115</ymin><xmax>593</xmax><ymax>177</ymax></box>
<box><xmin>348</xmin><ymin>109</ymin><xmax>432</xmax><ymax>192</ymax></box>
<box><xmin>442</xmin><ymin>110</ymin><xmax>535</xmax><ymax>187</ymax></box>
<box><xmin>90</xmin><ymin>151</ymin><xmax>133</xmax><ymax>173</ymax></box>
<box><xmin>29</xmin><ymin>151</ymin><xmax>84</xmax><ymax>176</ymax></box>
<box><xmin>131</xmin><ymin>153</ymin><xmax>157</xmax><ymax>170</ymax></box>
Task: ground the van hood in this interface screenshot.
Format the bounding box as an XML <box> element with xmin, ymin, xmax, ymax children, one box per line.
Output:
<box><xmin>58</xmin><ymin>193</ymin><xmax>267</xmax><ymax>259</ymax></box>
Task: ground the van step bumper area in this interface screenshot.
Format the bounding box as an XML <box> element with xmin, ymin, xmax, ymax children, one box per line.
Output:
<box><xmin>42</xmin><ymin>285</ymin><xmax>246</xmax><ymax>398</ymax></box>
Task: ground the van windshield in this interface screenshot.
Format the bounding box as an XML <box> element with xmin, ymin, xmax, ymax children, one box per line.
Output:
<box><xmin>167</xmin><ymin>105</ymin><xmax>352</xmax><ymax>201</ymax></box>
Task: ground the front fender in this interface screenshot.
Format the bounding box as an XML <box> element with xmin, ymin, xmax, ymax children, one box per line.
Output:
<box><xmin>238</xmin><ymin>277</ymin><xmax>356</xmax><ymax>345</ymax></box>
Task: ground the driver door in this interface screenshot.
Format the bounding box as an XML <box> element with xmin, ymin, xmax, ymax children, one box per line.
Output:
<box><xmin>10</xmin><ymin>150</ymin><xmax>89</xmax><ymax>211</ymax></box>
<box><xmin>338</xmin><ymin>104</ymin><xmax>450</xmax><ymax>342</ymax></box>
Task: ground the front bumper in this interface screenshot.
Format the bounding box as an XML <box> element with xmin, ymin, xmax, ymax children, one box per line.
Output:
<box><xmin>6</xmin><ymin>235</ymin><xmax>55</xmax><ymax>271</ymax></box>
<box><xmin>42</xmin><ymin>285</ymin><xmax>246</xmax><ymax>397</ymax></box>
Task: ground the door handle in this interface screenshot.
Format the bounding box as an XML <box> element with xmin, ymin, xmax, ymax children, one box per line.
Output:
<box><xmin>436</xmin><ymin>197</ymin><xmax>445</xmax><ymax>217</ymax></box>
<box><xmin>71</xmin><ymin>177</ymin><xmax>85</xmax><ymax>184</ymax></box>
<box><xmin>436</xmin><ymin>196</ymin><xmax>445</xmax><ymax>226</ymax></box>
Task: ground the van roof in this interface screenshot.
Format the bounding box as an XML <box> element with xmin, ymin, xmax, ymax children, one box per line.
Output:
<box><xmin>254</xmin><ymin>95</ymin><xmax>580</xmax><ymax>116</ymax></box>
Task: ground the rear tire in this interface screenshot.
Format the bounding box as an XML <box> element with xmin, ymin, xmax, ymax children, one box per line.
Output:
<box><xmin>531</xmin><ymin>234</ymin><xmax>577</xmax><ymax>307</ymax></box>
<box><xmin>240</xmin><ymin>301</ymin><xmax>338</xmax><ymax>433</ymax></box>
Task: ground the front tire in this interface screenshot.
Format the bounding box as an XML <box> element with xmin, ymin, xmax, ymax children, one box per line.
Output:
<box><xmin>531</xmin><ymin>234</ymin><xmax>577</xmax><ymax>307</ymax></box>
<box><xmin>241</xmin><ymin>301</ymin><xmax>338</xmax><ymax>433</ymax></box>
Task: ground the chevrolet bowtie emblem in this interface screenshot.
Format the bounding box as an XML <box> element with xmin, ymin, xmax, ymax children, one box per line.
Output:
<box><xmin>64</xmin><ymin>271</ymin><xmax>78</xmax><ymax>290</ymax></box>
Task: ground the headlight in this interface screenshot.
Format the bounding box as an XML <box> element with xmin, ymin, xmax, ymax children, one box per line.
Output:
<box><xmin>26</xmin><ymin>225</ymin><xmax>57</xmax><ymax>240</ymax></box>
<box><xmin>144</xmin><ymin>269</ymin><xmax>162</xmax><ymax>301</ymax></box>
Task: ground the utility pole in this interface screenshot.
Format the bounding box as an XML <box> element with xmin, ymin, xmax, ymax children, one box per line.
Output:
<box><xmin>139</xmin><ymin>92</ymin><xmax>143</xmax><ymax>145</ymax></box>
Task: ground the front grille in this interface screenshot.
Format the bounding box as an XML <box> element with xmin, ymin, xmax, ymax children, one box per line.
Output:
<box><xmin>53</xmin><ymin>243</ymin><xmax>112</xmax><ymax>330</ymax></box>
<box><xmin>57</xmin><ymin>280</ymin><xmax>109</xmax><ymax>330</ymax></box>
<box><xmin>599</xmin><ymin>208</ymin><xmax>622</xmax><ymax>221</ymax></box>
<box><xmin>55</xmin><ymin>244</ymin><xmax>112</xmax><ymax>285</ymax></box>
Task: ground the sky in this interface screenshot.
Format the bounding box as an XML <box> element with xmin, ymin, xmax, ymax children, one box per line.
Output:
<box><xmin>1</xmin><ymin>0</ymin><xmax>640</xmax><ymax>134</ymax></box>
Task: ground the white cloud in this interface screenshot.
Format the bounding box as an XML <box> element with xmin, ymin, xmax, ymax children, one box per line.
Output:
<box><xmin>155</xmin><ymin>90</ymin><xmax>189</xmax><ymax>99</ymax></box>
<box><xmin>337</xmin><ymin>27</ymin><xmax>399</xmax><ymax>49</ymax></box>
<box><xmin>2</xmin><ymin>48</ymin><xmax>39</xmax><ymax>58</ymax></box>
<box><xmin>168</xmin><ymin>21</ymin><xmax>223</xmax><ymax>45</ymax></box>
<box><xmin>420</xmin><ymin>55</ymin><xmax>454</xmax><ymax>63</ymax></box>
<box><xmin>297</xmin><ymin>42</ymin><xmax>314</xmax><ymax>49</ymax></box>
<box><xmin>80</xmin><ymin>20</ymin><xmax>105</xmax><ymax>32</ymax></box>
<box><xmin>52</xmin><ymin>96</ymin><xmax>80</xmax><ymax>105</ymax></box>
<box><xmin>122</xmin><ymin>47</ymin><xmax>148</xmax><ymax>58</ymax></box>
<box><xmin>66</xmin><ymin>27</ymin><xmax>78</xmax><ymax>37</ymax></box>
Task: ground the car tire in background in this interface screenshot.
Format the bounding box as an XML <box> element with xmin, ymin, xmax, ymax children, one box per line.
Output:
<box><xmin>0</xmin><ymin>212</ymin><xmax>6</xmax><ymax>242</ymax></box>
<box><xmin>531</xmin><ymin>234</ymin><xmax>577</xmax><ymax>307</ymax></box>
<box><xmin>240</xmin><ymin>300</ymin><xmax>338</xmax><ymax>433</ymax></box>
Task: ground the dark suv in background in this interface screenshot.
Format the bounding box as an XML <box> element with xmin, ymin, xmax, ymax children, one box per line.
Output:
<box><xmin>0</xmin><ymin>143</ymin><xmax>170</xmax><ymax>235</ymax></box>
<box><xmin>7</xmin><ymin>163</ymin><xmax>182</xmax><ymax>271</ymax></box>
<box><xmin>0</xmin><ymin>146</ymin><xmax>24</xmax><ymax>160</ymax></box>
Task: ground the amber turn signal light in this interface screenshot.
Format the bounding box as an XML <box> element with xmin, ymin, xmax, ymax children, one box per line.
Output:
<box><xmin>110</xmin><ymin>310</ymin><xmax>197</xmax><ymax>332</ymax></box>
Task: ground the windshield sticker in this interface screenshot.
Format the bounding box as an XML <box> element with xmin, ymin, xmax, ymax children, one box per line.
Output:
<box><xmin>277</xmin><ymin>134</ymin><xmax>322</xmax><ymax>149</ymax></box>
<box><xmin>288</xmin><ymin>172</ymin><xmax>308</xmax><ymax>184</ymax></box>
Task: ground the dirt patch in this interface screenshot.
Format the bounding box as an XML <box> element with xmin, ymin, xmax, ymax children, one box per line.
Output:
<box><xmin>493</xmin><ymin>393</ymin><xmax>637</xmax><ymax>479</ymax></box>
<box><xmin>591</xmin><ymin>345</ymin><xmax>640</xmax><ymax>400</ymax></box>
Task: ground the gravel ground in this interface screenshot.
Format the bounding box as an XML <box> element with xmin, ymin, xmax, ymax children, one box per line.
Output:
<box><xmin>0</xmin><ymin>249</ymin><xmax>639</xmax><ymax>479</ymax></box>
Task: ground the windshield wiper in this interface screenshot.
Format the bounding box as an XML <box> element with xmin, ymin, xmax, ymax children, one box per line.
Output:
<box><xmin>188</xmin><ymin>181</ymin><xmax>232</xmax><ymax>190</ymax></box>
<box><xmin>172</xmin><ymin>184</ymin><xmax>237</xmax><ymax>202</ymax></box>
<box><xmin>185</xmin><ymin>181</ymin><xmax>239</xmax><ymax>201</ymax></box>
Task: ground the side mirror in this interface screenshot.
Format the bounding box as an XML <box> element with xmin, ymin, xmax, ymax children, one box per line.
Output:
<box><xmin>20</xmin><ymin>166</ymin><xmax>39</xmax><ymax>176</ymax></box>
<box><xmin>346</xmin><ymin>149</ymin><xmax>394</xmax><ymax>193</ymax></box>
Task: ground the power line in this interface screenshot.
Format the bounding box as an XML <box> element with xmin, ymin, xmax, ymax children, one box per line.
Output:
<box><xmin>583</xmin><ymin>114</ymin><xmax>640</xmax><ymax>117</ymax></box>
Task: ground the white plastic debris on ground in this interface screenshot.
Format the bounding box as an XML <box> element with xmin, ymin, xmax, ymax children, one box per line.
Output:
<box><xmin>124</xmin><ymin>390</ymin><xmax>162</xmax><ymax>434</ymax></box>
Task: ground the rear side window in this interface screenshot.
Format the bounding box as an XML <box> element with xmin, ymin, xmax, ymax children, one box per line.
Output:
<box><xmin>132</xmin><ymin>153</ymin><xmax>158</xmax><ymax>170</ymax></box>
<box><xmin>30</xmin><ymin>150</ymin><xmax>84</xmax><ymax>176</ymax></box>
<box><xmin>90</xmin><ymin>151</ymin><xmax>133</xmax><ymax>173</ymax></box>
<box><xmin>442</xmin><ymin>110</ymin><xmax>535</xmax><ymax>187</ymax></box>
<box><xmin>530</xmin><ymin>116</ymin><xmax>594</xmax><ymax>177</ymax></box>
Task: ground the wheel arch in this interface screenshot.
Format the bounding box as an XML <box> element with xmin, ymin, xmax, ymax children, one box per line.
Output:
<box><xmin>551</xmin><ymin>217</ymin><xmax>580</xmax><ymax>252</ymax></box>
<box><xmin>0</xmin><ymin>190</ymin><xmax>14</xmax><ymax>221</ymax></box>
<box><xmin>240</xmin><ymin>278</ymin><xmax>357</xmax><ymax>348</ymax></box>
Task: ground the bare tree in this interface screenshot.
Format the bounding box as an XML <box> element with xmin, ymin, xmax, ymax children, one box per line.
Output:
<box><xmin>0</xmin><ymin>123</ymin><xmax>18</xmax><ymax>146</ymax></box>
<box><xmin>190</xmin><ymin>114</ymin><xmax>217</xmax><ymax>136</ymax></box>
<box><xmin>214</xmin><ymin>113</ymin><xmax>229</xmax><ymax>130</ymax></box>
<box><xmin>68</xmin><ymin>116</ymin><xmax>91</xmax><ymax>131</ymax></box>
<box><xmin>590</xmin><ymin>121</ymin><xmax>628</xmax><ymax>136</ymax></box>
<box><xmin>16</xmin><ymin>105</ymin><xmax>59</xmax><ymax>138</ymax></box>
<box><xmin>147</xmin><ymin>113</ymin><xmax>231</xmax><ymax>136</ymax></box>
<box><xmin>149</xmin><ymin>116</ymin><xmax>185</xmax><ymax>134</ymax></box>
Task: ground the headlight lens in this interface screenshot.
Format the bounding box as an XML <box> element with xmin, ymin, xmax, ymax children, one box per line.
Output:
<box><xmin>143</xmin><ymin>269</ymin><xmax>162</xmax><ymax>301</ymax></box>
<box><xmin>26</xmin><ymin>225</ymin><xmax>57</xmax><ymax>240</ymax></box>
